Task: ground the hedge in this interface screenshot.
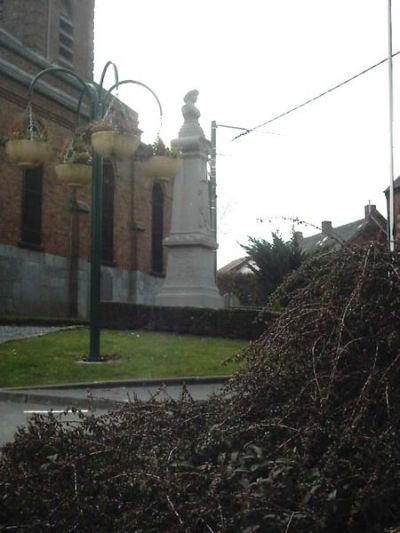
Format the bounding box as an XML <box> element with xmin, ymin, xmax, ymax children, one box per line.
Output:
<box><xmin>99</xmin><ymin>303</ymin><xmax>275</xmax><ymax>340</ymax></box>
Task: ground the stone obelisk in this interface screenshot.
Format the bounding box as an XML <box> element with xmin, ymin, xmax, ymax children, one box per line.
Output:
<box><xmin>155</xmin><ymin>91</ymin><xmax>223</xmax><ymax>308</ymax></box>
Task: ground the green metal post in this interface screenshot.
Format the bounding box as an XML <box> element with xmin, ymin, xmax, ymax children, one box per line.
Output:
<box><xmin>25</xmin><ymin>64</ymin><xmax>162</xmax><ymax>362</ymax></box>
<box><xmin>88</xmin><ymin>147</ymin><xmax>103</xmax><ymax>361</ymax></box>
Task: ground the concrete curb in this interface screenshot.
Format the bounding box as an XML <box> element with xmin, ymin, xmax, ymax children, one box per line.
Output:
<box><xmin>0</xmin><ymin>390</ymin><xmax>123</xmax><ymax>410</ymax></box>
<box><xmin>0</xmin><ymin>376</ymin><xmax>230</xmax><ymax>409</ymax></box>
<box><xmin>3</xmin><ymin>375</ymin><xmax>230</xmax><ymax>390</ymax></box>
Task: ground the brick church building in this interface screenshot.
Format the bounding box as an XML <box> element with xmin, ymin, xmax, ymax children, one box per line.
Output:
<box><xmin>0</xmin><ymin>0</ymin><xmax>173</xmax><ymax>318</ymax></box>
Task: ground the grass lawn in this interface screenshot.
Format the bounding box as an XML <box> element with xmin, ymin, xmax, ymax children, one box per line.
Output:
<box><xmin>0</xmin><ymin>328</ymin><xmax>247</xmax><ymax>388</ymax></box>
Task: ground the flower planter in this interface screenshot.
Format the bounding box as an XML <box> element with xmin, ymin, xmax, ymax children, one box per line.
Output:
<box><xmin>91</xmin><ymin>131</ymin><xmax>140</xmax><ymax>159</ymax></box>
<box><xmin>55</xmin><ymin>163</ymin><xmax>92</xmax><ymax>187</ymax></box>
<box><xmin>141</xmin><ymin>156</ymin><xmax>182</xmax><ymax>179</ymax></box>
<box><xmin>6</xmin><ymin>139</ymin><xmax>49</xmax><ymax>168</ymax></box>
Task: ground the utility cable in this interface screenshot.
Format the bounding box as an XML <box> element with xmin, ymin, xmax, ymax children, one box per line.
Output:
<box><xmin>232</xmin><ymin>51</ymin><xmax>400</xmax><ymax>141</ymax></box>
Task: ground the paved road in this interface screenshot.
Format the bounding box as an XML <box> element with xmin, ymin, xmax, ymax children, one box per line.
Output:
<box><xmin>0</xmin><ymin>381</ymin><xmax>224</xmax><ymax>447</ymax></box>
<box><xmin>15</xmin><ymin>381</ymin><xmax>224</xmax><ymax>403</ymax></box>
<box><xmin>0</xmin><ymin>326</ymin><xmax>226</xmax><ymax>447</ymax></box>
<box><xmin>0</xmin><ymin>325</ymin><xmax>82</xmax><ymax>344</ymax></box>
<box><xmin>0</xmin><ymin>400</ymin><xmax>106</xmax><ymax>447</ymax></box>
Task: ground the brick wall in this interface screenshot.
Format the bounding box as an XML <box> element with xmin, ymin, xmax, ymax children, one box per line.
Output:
<box><xmin>0</xmin><ymin>108</ymin><xmax>172</xmax><ymax>275</ymax></box>
<box><xmin>351</xmin><ymin>221</ymin><xmax>387</xmax><ymax>247</ymax></box>
<box><xmin>2</xmin><ymin>0</ymin><xmax>49</xmax><ymax>55</ymax></box>
<box><xmin>393</xmin><ymin>188</ymin><xmax>400</xmax><ymax>242</ymax></box>
<box><xmin>1</xmin><ymin>0</ymin><xmax>94</xmax><ymax>80</ymax></box>
<box><xmin>0</xmin><ymin>2</ymin><xmax>174</xmax><ymax>316</ymax></box>
<box><xmin>0</xmin><ymin>77</ymin><xmax>84</xmax><ymax>255</ymax></box>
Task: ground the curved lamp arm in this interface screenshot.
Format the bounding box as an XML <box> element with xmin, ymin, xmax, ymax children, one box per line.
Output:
<box><xmin>76</xmin><ymin>81</ymin><xmax>103</xmax><ymax>124</ymax></box>
<box><xmin>27</xmin><ymin>66</ymin><xmax>98</xmax><ymax>120</ymax></box>
<box><xmin>99</xmin><ymin>61</ymin><xmax>119</xmax><ymax>91</ymax></box>
<box><xmin>104</xmin><ymin>79</ymin><xmax>163</xmax><ymax>134</ymax></box>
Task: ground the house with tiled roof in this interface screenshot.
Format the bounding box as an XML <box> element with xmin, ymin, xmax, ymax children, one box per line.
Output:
<box><xmin>384</xmin><ymin>176</ymin><xmax>400</xmax><ymax>243</ymax></box>
<box><xmin>296</xmin><ymin>204</ymin><xmax>387</xmax><ymax>254</ymax></box>
<box><xmin>218</xmin><ymin>256</ymin><xmax>255</xmax><ymax>275</ymax></box>
<box><xmin>219</xmin><ymin>204</ymin><xmax>387</xmax><ymax>276</ymax></box>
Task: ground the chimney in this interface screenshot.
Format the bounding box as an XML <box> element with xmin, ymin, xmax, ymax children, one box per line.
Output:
<box><xmin>321</xmin><ymin>221</ymin><xmax>332</xmax><ymax>235</ymax></box>
<box><xmin>293</xmin><ymin>231</ymin><xmax>303</xmax><ymax>245</ymax></box>
<box><xmin>364</xmin><ymin>204</ymin><xmax>377</xmax><ymax>220</ymax></box>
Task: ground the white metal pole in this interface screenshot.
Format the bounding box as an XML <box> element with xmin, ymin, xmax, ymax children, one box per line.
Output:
<box><xmin>388</xmin><ymin>0</ymin><xmax>395</xmax><ymax>251</ymax></box>
<box><xmin>210</xmin><ymin>121</ymin><xmax>217</xmax><ymax>280</ymax></box>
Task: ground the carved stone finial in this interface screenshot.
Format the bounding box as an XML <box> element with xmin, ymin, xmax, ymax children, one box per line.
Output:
<box><xmin>184</xmin><ymin>89</ymin><xmax>199</xmax><ymax>104</ymax></box>
<box><xmin>179</xmin><ymin>89</ymin><xmax>203</xmax><ymax>138</ymax></box>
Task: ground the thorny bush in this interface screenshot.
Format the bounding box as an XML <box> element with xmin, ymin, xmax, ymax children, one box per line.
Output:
<box><xmin>1</xmin><ymin>243</ymin><xmax>400</xmax><ymax>532</ymax></box>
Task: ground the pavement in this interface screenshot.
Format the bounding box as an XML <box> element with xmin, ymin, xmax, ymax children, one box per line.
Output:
<box><xmin>0</xmin><ymin>376</ymin><xmax>227</xmax><ymax>409</ymax></box>
<box><xmin>0</xmin><ymin>378</ymin><xmax>227</xmax><ymax>447</ymax></box>
<box><xmin>0</xmin><ymin>325</ymin><xmax>229</xmax><ymax>445</ymax></box>
<box><xmin>0</xmin><ymin>400</ymin><xmax>108</xmax><ymax>447</ymax></box>
<box><xmin>0</xmin><ymin>324</ymin><xmax>84</xmax><ymax>344</ymax></box>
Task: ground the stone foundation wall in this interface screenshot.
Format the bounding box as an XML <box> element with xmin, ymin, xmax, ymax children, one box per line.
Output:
<box><xmin>0</xmin><ymin>243</ymin><xmax>165</xmax><ymax>318</ymax></box>
<box><xmin>0</xmin><ymin>243</ymin><xmax>70</xmax><ymax>317</ymax></box>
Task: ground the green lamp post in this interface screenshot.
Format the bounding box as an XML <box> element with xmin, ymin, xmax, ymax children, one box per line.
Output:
<box><xmin>26</xmin><ymin>62</ymin><xmax>162</xmax><ymax>361</ymax></box>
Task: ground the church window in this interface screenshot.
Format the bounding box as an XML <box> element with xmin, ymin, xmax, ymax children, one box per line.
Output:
<box><xmin>151</xmin><ymin>183</ymin><xmax>164</xmax><ymax>274</ymax></box>
<box><xmin>21</xmin><ymin>167</ymin><xmax>43</xmax><ymax>247</ymax></box>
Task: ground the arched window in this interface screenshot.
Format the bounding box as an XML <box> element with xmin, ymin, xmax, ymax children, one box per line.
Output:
<box><xmin>21</xmin><ymin>167</ymin><xmax>43</xmax><ymax>247</ymax></box>
<box><xmin>101</xmin><ymin>162</ymin><xmax>114</xmax><ymax>264</ymax></box>
<box><xmin>59</xmin><ymin>0</ymin><xmax>74</xmax><ymax>64</ymax></box>
<box><xmin>151</xmin><ymin>183</ymin><xmax>164</xmax><ymax>274</ymax></box>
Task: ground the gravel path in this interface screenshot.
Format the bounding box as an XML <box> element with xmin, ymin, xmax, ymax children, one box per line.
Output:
<box><xmin>0</xmin><ymin>326</ymin><xmax>81</xmax><ymax>344</ymax></box>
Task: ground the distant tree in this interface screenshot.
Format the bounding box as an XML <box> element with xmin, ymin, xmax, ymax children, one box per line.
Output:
<box><xmin>241</xmin><ymin>232</ymin><xmax>304</xmax><ymax>304</ymax></box>
<box><xmin>217</xmin><ymin>271</ymin><xmax>259</xmax><ymax>307</ymax></box>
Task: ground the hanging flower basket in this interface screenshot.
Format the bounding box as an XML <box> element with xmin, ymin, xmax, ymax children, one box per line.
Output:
<box><xmin>55</xmin><ymin>163</ymin><xmax>92</xmax><ymax>187</ymax></box>
<box><xmin>90</xmin><ymin>99</ymin><xmax>140</xmax><ymax>159</ymax></box>
<box><xmin>141</xmin><ymin>155</ymin><xmax>182</xmax><ymax>179</ymax></box>
<box><xmin>55</xmin><ymin>130</ymin><xmax>92</xmax><ymax>186</ymax></box>
<box><xmin>140</xmin><ymin>137</ymin><xmax>182</xmax><ymax>179</ymax></box>
<box><xmin>5</xmin><ymin>113</ymin><xmax>49</xmax><ymax>168</ymax></box>
<box><xmin>6</xmin><ymin>139</ymin><xmax>48</xmax><ymax>169</ymax></box>
<box><xmin>91</xmin><ymin>130</ymin><xmax>140</xmax><ymax>159</ymax></box>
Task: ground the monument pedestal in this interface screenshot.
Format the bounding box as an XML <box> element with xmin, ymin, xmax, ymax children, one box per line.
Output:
<box><xmin>156</xmin><ymin>234</ymin><xmax>223</xmax><ymax>309</ymax></box>
<box><xmin>156</xmin><ymin>91</ymin><xmax>222</xmax><ymax>309</ymax></box>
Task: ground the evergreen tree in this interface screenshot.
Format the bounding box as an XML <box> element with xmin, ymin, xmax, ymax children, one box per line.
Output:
<box><xmin>241</xmin><ymin>232</ymin><xmax>303</xmax><ymax>304</ymax></box>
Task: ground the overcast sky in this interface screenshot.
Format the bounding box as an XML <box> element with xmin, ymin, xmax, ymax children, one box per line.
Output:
<box><xmin>94</xmin><ymin>0</ymin><xmax>400</xmax><ymax>267</ymax></box>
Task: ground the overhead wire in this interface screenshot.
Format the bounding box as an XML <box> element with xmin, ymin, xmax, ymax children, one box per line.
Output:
<box><xmin>232</xmin><ymin>51</ymin><xmax>400</xmax><ymax>141</ymax></box>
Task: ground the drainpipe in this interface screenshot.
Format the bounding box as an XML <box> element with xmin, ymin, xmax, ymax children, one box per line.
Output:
<box><xmin>69</xmin><ymin>185</ymin><xmax>80</xmax><ymax>317</ymax></box>
<box><xmin>388</xmin><ymin>0</ymin><xmax>395</xmax><ymax>250</ymax></box>
<box><xmin>128</xmin><ymin>157</ymin><xmax>137</xmax><ymax>302</ymax></box>
<box><xmin>46</xmin><ymin>0</ymin><xmax>52</xmax><ymax>61</ymax></box>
